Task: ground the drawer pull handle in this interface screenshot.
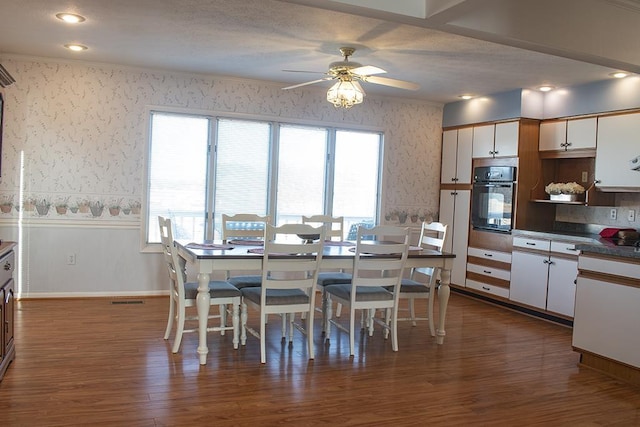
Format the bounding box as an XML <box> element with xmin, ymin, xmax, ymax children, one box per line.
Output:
<box><xmin>566</xmin><ymin>247</ymin><xmax>577</xmax><ymax>251</ymax></box>
<box><xmin>484</xmin><ymin>253</ymin><xmax>493</xmax><ymax>257</ymax></box>
<box><xmin>482</xmin><ymin>286</ymin><xmax>490</xmax><ymax>291</ymax></box>
<box><xmin>526</xmin><ymin>242</ymin><xmax>536</xmax><ymax>246</ymax></box>
<box><xmin>483</xmin><ymin>270</ymin><xmax>491</xmax><ymax>274</ymax></box>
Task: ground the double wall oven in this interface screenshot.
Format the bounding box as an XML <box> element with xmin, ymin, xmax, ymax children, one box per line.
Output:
<box><xmin>471</xmin><ymin>166</ymin><xmax>516</xmax><ymax>233</ymax></box>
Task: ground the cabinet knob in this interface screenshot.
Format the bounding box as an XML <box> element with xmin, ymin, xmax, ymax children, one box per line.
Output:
<box><xmin>542</xmin><ymin>259</ymin><xmax>550</xmax><ymax>264</ymax></box>
<box><xmin>493</xmin><ymin>150</ymin><xmax>498</xmax><ymax>155</ymax></box>
<box><xmin>3</xmin><ymin>262</ymin><xmax>10</xmax><ymax>271</ymax></box>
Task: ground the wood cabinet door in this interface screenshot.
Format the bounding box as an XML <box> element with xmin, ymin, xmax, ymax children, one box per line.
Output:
<box><xmin>472</xmin><ymin>124</ymin><xmax>495</xmax><ymax>158</ymax></box>
<box><xmin>566</xmin><ymin>117</ymin><xmax>596</xmax><ymax>150</ymax></box>
<box><xmin>494</xmin><ymin>121</ymin><xmax>519</xmax><ymax>157</ymax></box>
<box><xmin>510</xmin><ymin>251</ymin><xmax>549</xmax><ymax>309</ymax></box>
<box><xmin>595</xmin><ymin>113</ymin><xmax>640</xmax><ymax>190</ymax></box>
<box><xmin>539</xmin><ymin>120</ymin><xmax>566</xmax><ymax>151</ymax></box>
<box><xmin>546</xmin><ymin>257</ymin><xmax>577</xmax><ymax>317</ymax></box>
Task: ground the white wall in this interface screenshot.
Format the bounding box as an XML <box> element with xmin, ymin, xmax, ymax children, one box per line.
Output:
<box><xmin>0</xmin><ymin>56</ymin><xmax>444</xmax><ymax>297</ymax></box>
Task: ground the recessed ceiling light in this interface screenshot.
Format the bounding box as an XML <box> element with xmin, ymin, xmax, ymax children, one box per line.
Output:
<box><xmin>459</xmin><ymin>94</ymin><xmax>473</xmax><ymax>100</ymax></box>
<box><xmin>610</xmin><ymin>71</ymin><xmax>629</xmax><ymax>78</ymax></box>
<box><xmin>64</xmin><ymin>44</ymin><xmax>88</xmax><ymax>52</ymax></box>
<box><xmin>56</xmin><ymin>13</ymin><xmax>86</xmax><ymax>23</ymax></box>
<box><xmin>538</xmin><ymin>85</ymin><xmax>554</xmax><ymax>92</ymax></box>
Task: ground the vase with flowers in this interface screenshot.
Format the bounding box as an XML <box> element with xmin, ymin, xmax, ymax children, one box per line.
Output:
<box><xmin>545</xmin><ymin>182</ymin><xmax>586</xmax><ymax>202</ymax></box>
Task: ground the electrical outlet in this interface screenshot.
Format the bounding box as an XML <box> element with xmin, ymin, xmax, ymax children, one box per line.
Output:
<box><xmin>629</xmin><ymin>210</ymin><xmax>636</xmax><ymax>222</ymax></box>
<box><xmin>610</xmin><ymin>208</ymin><xmax>617</xmax><ymax>220</ymax></box>
<box><xmin>581</xmin><ymin>171</ymin><xmax>588</xmax><ymax>183</ymax></box>
<box><xmin>67</xmin><ymin>254</ymin><xmax>76</xmax><ymax>265</ymax></box>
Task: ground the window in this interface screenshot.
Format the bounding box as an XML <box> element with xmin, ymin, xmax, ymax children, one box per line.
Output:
<box><xmin>146</xmin><ymin>111</ymin><xmax>382</xmax><ymax>244</ymax></box>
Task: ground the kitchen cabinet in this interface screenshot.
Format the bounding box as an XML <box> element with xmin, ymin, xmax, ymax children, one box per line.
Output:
<box><xmin>472</xmin><ymin>121</ymin><xmax>519</xmax><ymax>158</ymax></box>
<box><xmin>465</xmin><ymin>247</ymin><xmax>511</xmax><ymax>299</ymax></box>
<box><xmin>510</xmin><ymin>237</ymin><xmax>578</xmax><ymax>316</ymax></box>
<box><xmin>439</xmin><ymin>189</ymin><xmax>470</xmax><ymax>287</ymax></box>
<box><xmin>539</xmin><ymin>117</ymin><xmax>596</xmax><ymax>152</ymax></box>
<box><xmin>595</xmin><ymin>112</ymin><xmax>640</xmax><ymax>190</ymax></box>
<box><xmin>573</xmin><ymin>253</ymin><xmax>640</xmax><ymax>385</ymax></box>
<box><xmin>441</xmin><ymin>127</ymin><xmax>473</xmax><ymax>184</ymax></box>
<box><xmin>0</xmin><ymin>244</ymin><xmax>16</xmax><ymax>381</ymax></box>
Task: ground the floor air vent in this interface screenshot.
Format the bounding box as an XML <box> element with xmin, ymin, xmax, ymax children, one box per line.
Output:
<box><xmin>110</xmin><ymin>300</ymin><xmax>144</xmax><ymax>305</ymax></box>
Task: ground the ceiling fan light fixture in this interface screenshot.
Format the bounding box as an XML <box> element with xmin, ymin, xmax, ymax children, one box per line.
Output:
<box><xmin>326</xmin><ymin>79</ymin><xmax>364</xmax><ymax>108</ymax></box>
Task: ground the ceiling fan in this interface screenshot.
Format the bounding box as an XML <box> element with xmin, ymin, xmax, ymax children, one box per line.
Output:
<box><xmin>282</xmin><ymin>47</ymin><xmax>419</xmax><ymax>108</ymax></box>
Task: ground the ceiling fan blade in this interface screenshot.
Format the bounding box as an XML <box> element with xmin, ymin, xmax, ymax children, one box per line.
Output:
<box><xmin>364</xmin><ymin>75</ymin><xmax>420</xmax><ymax>91</ymax></box>
<box><xmin>282</xmin><ymin>77</ymin><xmax>333</xmax><ymax>90</ymax></box>
<box><xmin>350</xmin><ymin>65</ymin><xmax>386</xmax><ymax>76</ymax></box>
<box><xmin>282</xmin><ymin>69</ymin><xmax>327</xmax><ymax>74</ymax></box>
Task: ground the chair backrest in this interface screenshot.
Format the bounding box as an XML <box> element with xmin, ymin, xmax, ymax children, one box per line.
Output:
<box><xmin>222</xmin><ymin>214</ymin><xmax>270</xmax><ymax>241</ymax></box>
<box><xmin>158</xmin><ymin>216</ymin><xmax>186</xmax><ymax>300</ymax></box>
<box><xmin>418</xmin><ymin>221</ymin><xmax>448</xmax><ymax>252</ymax></box>
<box><xmin>260</xmin><ymin>223</ymin><xmax>325</xmax><ymax>300</ymax></box>
<box><xmin>302</xmin><ymin>215</ymin><xmax>344</xmax><ymax>241</ymax></box>
<box><xmin>351</xmin><ymin>225</ymin><xmax>410</xmax><ymax>293</ymax></box>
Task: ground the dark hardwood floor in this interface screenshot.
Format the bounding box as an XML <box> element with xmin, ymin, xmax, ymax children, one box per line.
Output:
<box><xmin>1</xmin><ymin>293</ymin><xmax>638</xmax><ymax>426</ymax></box>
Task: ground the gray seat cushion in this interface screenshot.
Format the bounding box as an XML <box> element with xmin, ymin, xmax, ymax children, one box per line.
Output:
<box><xmin>228</xmin><ymin>275</ymin><xmax>263</xmax><ymax>289</ymax></box>
<box><xmin>184</xmin><ymin>280</ymin><xmax>241</xmax><ymax>299</ymax></box>
<box><xmin>324</xmin><ymin>284</ymin><xmax>393</xmax><ymax>302</ymax></box>
<box><xmin>241</xmin><ymin>287</ymin><xmax>310</xmax><ymax>305</ymax></box>
<box><xmin>317</xmin><ymin>272</ymin><xmax>352</xmax><ymax>286</ymax></box>
<box><xmin>396</xmin><ymin>278</ymin><xmax>432</xmax><ymax>293</ymax></box>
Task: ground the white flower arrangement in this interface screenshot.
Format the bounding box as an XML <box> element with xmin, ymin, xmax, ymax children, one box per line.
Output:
<box><xmin>544</xmin><ymin>182</ymin><xmax>586</xmax><ymax>195</ymax></box>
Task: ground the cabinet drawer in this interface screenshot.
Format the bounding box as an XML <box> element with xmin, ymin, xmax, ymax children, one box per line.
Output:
<box><xmin>513</xmin><ymin>236</ymin><xmax>550</xmax><ymax>251</ymax></box>
<box><xmin>550</xmin><ymin>241</ymin><xmax>580</xmax><ymax>256</ymax></box>
<box><xmin>467</xmin><ymin>247</ymin><xmax>511</xmax><ymax>264</ymax></box>
<box><xmin>466</xmin><ymin>279</ymin><xmax>510</xmax><ymax>299</ymax></box>
<box><xmin>467</xmin><ymin>263</ymin><xmax>511</xmax><ymax>281</ymax></box>
<box><xmin>579</xmin><ymin>255</ymin><xmax>640</xmax><ymax>280</ymax></box>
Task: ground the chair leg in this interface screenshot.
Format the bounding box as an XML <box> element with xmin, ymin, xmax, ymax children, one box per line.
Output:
<box><xmin>260</xmin><ymin>311</ymin><xmax>267</xmax><ymax>364</ymax></box>
<box><xmin>324</xmin><ymin>295</ymin><xmax>333</xmax><ymax>341</ymax></box>
<box><xmin>391</xmin><ymin>305</ymin><xmax>399</xmax><ymax>352</ymax></box>
<box><xmin>172</xmin><ymin>306</ymin><xmax>186</xmax><ymax>353</ymax></box>
<box><xmin>368</xmin><ymin>308</ymin><xmax>375</xmax><ymax>337</ymax></box>
<box><xmin>307</xmin><ymin>309</ymin><xmax>315</xmax><ymax>360</ymax></box>
<box><xmin>335</xmin><ymin>302</ymin><xmax>342</xmax><ymax>317</ymax></box>
<box><xmin>232</xmin><ymin>301</ymin><xmax>240</xmax><ymax>349</ymax></box>
<box><xmin>409</xmin><ymin>299</ymin><xmax>417</xmax><ymax>327</ymax></box>
<box><xmin>164</xmin><ymin>296</ymin><xmax>175</xmax><ymax>340</ymax></box>
<box><xmin>428</xmin><ymin>296</ymin><xmax>436</xmax><ymax>337</ymax></box>
<box><xmin>349</xmin><ymin>306</ymin><xmax>356</xmax><ymax>356</ymax></box>
<box><xmin>241</xmin><ymin>301</ymin><xmax>248</xmax><ymax>346</ymax></box>
<box><xmin>219</xmin><ymin>304</ymin><xmax>226</xmax><ymax>335</ymax></box>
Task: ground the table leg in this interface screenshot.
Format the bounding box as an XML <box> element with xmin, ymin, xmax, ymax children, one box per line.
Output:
<box><xmin>436</xmin><ymin>267</ymin><xmax>451</xmax><ymax>345</ymax></box>
<box><xmin>196</xmin><ymin>272</ymin><xmax>211</xmax><ymax>365</ymax></box>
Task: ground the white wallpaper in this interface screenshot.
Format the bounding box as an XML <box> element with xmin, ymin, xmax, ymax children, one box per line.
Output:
<box><xmin>0</xmin><ymin>57</ymin><xmax>444</xmax><ymax>223</ymax></box>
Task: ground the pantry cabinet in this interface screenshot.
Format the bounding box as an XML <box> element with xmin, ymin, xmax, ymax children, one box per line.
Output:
<box><xmin>439</xmin><ymin>189</ymin><xmax>470</xmax><ymax>287</ymax></box>
<box><xmin>441</xmin><ymin>127</ymin><xmax>473</xmax><ymax>184</ymax></box>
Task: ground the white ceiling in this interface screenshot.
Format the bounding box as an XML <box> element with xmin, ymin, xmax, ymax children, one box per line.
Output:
<box><xmin>1</xmin><ymin>0</ymin><xmax>639</xmax><ymax>104</ymax></box>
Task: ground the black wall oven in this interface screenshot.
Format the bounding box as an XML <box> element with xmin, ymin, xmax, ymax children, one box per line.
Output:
<box><xmin>471</xmin><ymin>166</ymin><xmax>516</xmax><ymax>233</ymax></box>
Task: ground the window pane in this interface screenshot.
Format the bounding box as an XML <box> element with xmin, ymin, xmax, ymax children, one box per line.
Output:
<box><xmin>148</xmin><ymin>113</ymin><xmax>209</xmax><ymax>243</ymax></box>
<box><xmin>333</xmin><ymin>130</ymin><xmax>381</xmax><ymax>239</ymax></box>
<box><xmin>276</xmin><ymin>125</ymin><xmax>327</xmax><ymax>225</ymax></box>
<box><xmin>214</xmin><ymin>119</ymin><xmax>270</xmax><ymax>238</ymax></box>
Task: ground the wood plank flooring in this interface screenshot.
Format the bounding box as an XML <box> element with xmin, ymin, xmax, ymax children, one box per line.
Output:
<box><xmin>1</xmin><ymin>294</ymin><xmax>638</xmax><ymax>426</ymax></box>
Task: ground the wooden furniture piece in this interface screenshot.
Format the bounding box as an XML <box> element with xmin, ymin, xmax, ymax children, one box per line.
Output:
<box><xmin>158</xmin><ymin>216</ymin><xmax>242</xmax><ymax>353</ymax></box>
<box><xmin>324</xmin><ymin>225</ymin><xmax>410</xmax><ymax>356</ymax></box>
<box><xmin>0</xmin><ymin>242</ymin><xmax>16</xmax><ymax>381</ymax></box>
<box><xmin>396</xmin><ymin>221</ymin><xmax>448</xmax><ymax>337</ymax></box>
<box><xmin>221</xmin><ymin>213</ymin><xmax>270</xmax><ymax>289</ymax></box>
<box><xmin>241</xmin><ymin>223</ymin><xmax>325</xmax><ymax>363</ymax></box>
<box><xmin>175</xmin><ymin>237</ymin><xmax>455</xmax><ymax>364</ymax></box>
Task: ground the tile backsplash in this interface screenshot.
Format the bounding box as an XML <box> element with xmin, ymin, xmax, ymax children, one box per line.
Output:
<box><xmin>556</xmin><ymin>192</ymin><xmax>640</xmax><ymax>230</ymax></box>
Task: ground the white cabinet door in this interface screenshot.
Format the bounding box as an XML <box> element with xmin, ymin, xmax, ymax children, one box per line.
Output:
<box><xmin>539</xmin><ymin>120</ymin><xmax>567</xmax><ymax>151</ymax></box>
<box><xmin>566</xmin><ymin>117</ymin><xmax>596</xmax><ymax>150</ymax></box>
<box><xmin>510</xmin><ymin>251</ymin><xmax>549</xmax><ymax>309</ymax></box>
<box><xmin>494</xmin><ymin>121</ymin><xmax>519</xmax><ymax>157</ymax></box>
<box><xmin>472</xmin><ymin>124</ymin><xmax>495</xmax><ymax>158</ymax></box>
<box><xmin>546</xmin><ymin>256</ymin><xmax>578</xmax><ymax>317</ymax></box>
<box><xmin>439</xmin><ymin>189</ymin><xmax>470</xmax><ymax>287</ymax></box>
<box><xmin>595</xmin><ymin>113</ymin><xmax>640</xmax><ymax>190</ymax></box>
<box><xmin>441</xmin><ymin>128</ymin><xmax>473</xmax><ymax>184</ymax></box>
<box><xmin>441</xmin><ymin>129</ymin><xmax>458</xmax><ymax>184</ymax></box>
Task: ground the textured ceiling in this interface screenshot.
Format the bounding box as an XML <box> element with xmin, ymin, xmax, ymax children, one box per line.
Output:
<box><xmin>0</xmin><ymin>0</ymin><xmax>636</xmax><ymax>103</ymax></box>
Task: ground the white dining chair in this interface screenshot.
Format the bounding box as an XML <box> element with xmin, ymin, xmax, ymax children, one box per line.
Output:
<box><xmin>240</xmin><ymin>223</ymin><xmax>325</xmax><ymax>363</ymax></box>
<box><xmin>159</xmin><ymin>216</ymin><xmax>242</xmax><ymax>353</ymax></box>
<box><xmin>221</xmin><ymin>213</ymin><xmax>270</xmax><ymax>289</ymax></box>
<box><xmin>395</xmin><ymin>221</ymin><xmax>448</xmax><ymax>337</ymax></box>
<box><xmin>323</xmin><ymin>225</ymin><xmax>410</xmax><ymax>356</ymax></box>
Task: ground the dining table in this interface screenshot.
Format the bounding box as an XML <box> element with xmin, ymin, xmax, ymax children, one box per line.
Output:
<box><xmin>175</xmin><ymin>239</ymin><xmax>456</xmax><ymax>365</ymax></box>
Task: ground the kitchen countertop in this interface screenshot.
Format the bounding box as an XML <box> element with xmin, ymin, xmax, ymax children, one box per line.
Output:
<box><xmin>512</xmin><ymin>229</ymin><xmax>640</xmax><ymax>260</ymax></box>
